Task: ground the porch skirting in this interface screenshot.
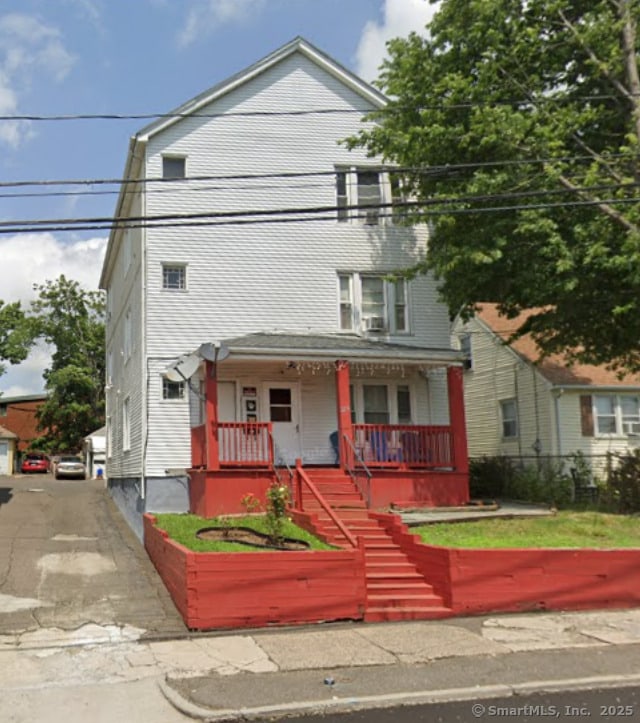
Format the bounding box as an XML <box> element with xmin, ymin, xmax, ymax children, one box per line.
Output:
<box><xmin>108</xmin><ymin>475</ymin><xmax>190</xmax><ymax>540</ymax></box>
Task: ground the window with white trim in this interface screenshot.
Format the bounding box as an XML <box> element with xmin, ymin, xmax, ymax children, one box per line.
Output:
<box><xmin>350</xmin><ymin>382</ymin><xmax>413</xmax><ymax>425</ymax></box>
<box><xmin>162</xmin><ymin>264</ymin><xmax>186</xmax><ymax>290</ymax></box>
<box><xmin>500</xmin><ymin>399</ymin><xmax>518</xmax><ymax>439</ymax></box>
<box><xmin>122</xmin><ymin>397</ymin><xmax>131</xmax><ymax>452</ymax></box>
<box><xmin>335</xmin><ymin>167</ymin><xmax>404</xmax><ymax>225</ymax></box>
<box><xmin>124</xmin><ymin>308</ymin><xmax>132</xmax><ymax>362</ymax></box>
<box><xmin>594</xmin><ymin>394</ymin><xmax>640</xmax><ymax>435</ymax></box>
<box><xmin>162</xmin><ymin>155</ymin><xmax>186</xmax><ymax>179</ymax></box>
<box><xmin>337</xmin><ymin>273</ymin><xmax>409</xmax><ymax>334</ymax></box>
<box><xmin>162</xmin><ymin>379</ymin><xmax>185</xmax><ymax>400</ymax></box>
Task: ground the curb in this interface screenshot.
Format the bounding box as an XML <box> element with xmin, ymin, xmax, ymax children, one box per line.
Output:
<box><xmin>159</xmin><ymin>672</ymin><xmax>640</xmax><ymax>721</ymax></box>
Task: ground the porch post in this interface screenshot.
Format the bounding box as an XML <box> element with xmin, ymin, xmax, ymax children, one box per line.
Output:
<box><xmin>335</xmin><ymin>360</ymin><xmax>353</xmax><ymax>470</ymax></box>
<box><xmin>205</xmin><ymin>360</ymin><xmax>220</xmax><ymax>471</ymax></box>
<box><xmin>447</xmin><ymin>365</ymin><xmax>469</xmax><ymax>474</ymax></box>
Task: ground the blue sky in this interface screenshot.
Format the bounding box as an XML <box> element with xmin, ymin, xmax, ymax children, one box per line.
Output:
<box><xmin>0</xmin><ymin>0</ymin><xmax>436</xmax><ymax>396</ymax></box>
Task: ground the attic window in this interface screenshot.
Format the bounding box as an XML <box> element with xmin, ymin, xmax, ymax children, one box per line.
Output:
<box><xmin>162</xmin><ymin>156</ymin><xmax>186</xmax><ymax>179</ymax></box>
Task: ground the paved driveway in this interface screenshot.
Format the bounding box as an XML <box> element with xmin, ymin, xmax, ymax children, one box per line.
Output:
<box><xmin>0</xmin><ymin>475</ymin><xmax>186</xmax><ymax>637</ymax></box>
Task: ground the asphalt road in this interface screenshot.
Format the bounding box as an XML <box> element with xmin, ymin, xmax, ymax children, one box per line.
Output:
<box><xmin>0</xmin><ymin>473</ymin><xmax>185</xmax><ymax>636</ymax></box>
<box><xmin>280</xmin><ymin>685</ymin><xmax>640</xmax><ymax>722</ymax></box>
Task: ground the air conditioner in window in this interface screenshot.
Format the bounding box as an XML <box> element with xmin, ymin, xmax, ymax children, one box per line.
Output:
<box><xmin>364</xmin><ymin>316</ymin><xmax>386</xmax><ymax>332</ymax></box>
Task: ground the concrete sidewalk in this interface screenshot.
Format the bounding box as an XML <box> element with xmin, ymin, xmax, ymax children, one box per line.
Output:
<box><xmin>161</xmin><ymin>609</ymin><xmax>640</xmax><ymax>719</ymax></box>
<box><xmin>4</xmin><ymin>607</ymin><xmax>640</xmax><ymax>721</ymax></box>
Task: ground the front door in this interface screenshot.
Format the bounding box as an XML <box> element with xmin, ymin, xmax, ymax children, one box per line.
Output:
<box><xmin>265</xmin><ymin>383</ymin><xmax>300</xmax><ymax>464</ymax></box>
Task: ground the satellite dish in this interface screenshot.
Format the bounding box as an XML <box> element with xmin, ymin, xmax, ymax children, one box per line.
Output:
<box><xmin>162</xmin><ymin>353</ymin><xmax>200</xmax><ymax>382</ymax></box>
<box><xmin>198</xmin><ymin>342</ymin><xmax>230</xmax><ymax>363</ymax></box>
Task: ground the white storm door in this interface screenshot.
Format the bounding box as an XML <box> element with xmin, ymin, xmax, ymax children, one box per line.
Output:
<box><xmin>218</xmin><ymin>382</ymin><xmax>237</xmax><ymax>422</ymax></box>
<box><xmin>265</xmin><ymin>383</ymin><xmax>300</xmax><ymax>464</ymax></box>
<box><xmin>0</xmin><ymin>442</ymin><xmax>8</xmax><ymax>474</ymax></box>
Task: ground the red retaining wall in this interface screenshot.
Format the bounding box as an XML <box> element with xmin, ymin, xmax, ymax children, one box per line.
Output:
<box><xmin>144</xmin><ymin>514</ymin><xmax>366</xmax><ymax>630</ymax></box>
<box><xmin>371</xmin><ymin>512</ymin><xmax>640</xmax><ymax>615</ymax></box>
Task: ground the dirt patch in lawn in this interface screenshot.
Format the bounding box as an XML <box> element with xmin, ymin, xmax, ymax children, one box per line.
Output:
<box><xmin>196</xmin><ymin>526</ymin><xmax>311</xmax><ymax>551</ymax></box>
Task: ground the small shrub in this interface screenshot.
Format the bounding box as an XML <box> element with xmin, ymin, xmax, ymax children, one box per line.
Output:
<box><xmin>240</xmin><ymin>492</ymin><xmax>262</xmax><ymax>514</ymax></box>
<box><xmin>602</xmin><ymin>450</ymin><xmax>640</xmax><ymax>513</ymax></box>
<box><xmin>469</xmin><ymin>455</ymin><xmax>572</xmax><ymax>507</ymax></box>
<box><xmin>265</xmin><ymin>483</ymin><xmax>290</xmax><ymax>546</ymax></box>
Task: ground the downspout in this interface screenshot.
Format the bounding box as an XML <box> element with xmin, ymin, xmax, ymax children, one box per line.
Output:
<box><xmin>139</xmin><ymin>140</ymin><xmax>148</xmax><ymax>501</ymax></box>
<box><xmin>514</xmin><ymin>364</ymin><xmax>523</xmax><ymax>457</ymax></box>
<box><xmin>553</xmin><ymin>387</ymin><xmax>563</xmax><ymax>463</ymax></box>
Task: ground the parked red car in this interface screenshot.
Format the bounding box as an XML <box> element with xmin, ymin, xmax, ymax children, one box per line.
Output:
<box><xmin>21</xmin><ymin>453</ymin><xmax>49</xmax><ymax>474</ymax></box>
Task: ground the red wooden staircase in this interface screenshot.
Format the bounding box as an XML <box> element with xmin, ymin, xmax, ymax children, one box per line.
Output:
<box><xmin>298</xmin><ymin>468</ymin><xmax>452</xmax><ymax>622</ymax></box>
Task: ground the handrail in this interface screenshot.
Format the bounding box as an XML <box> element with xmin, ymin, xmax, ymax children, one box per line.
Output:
<box><xmin>342</xmin><ymin>433</ymin><xmax>372</xmax><ymax>507</ymax></box>
<box><xmin>295</xmin><ymin>461</ymin><xmax>358</xmax><ymax>549</ymax></box>
<box><xmin>269</xmin><ymin>434</ymin><xmax>295</xmax><ymax>502</ymax></box>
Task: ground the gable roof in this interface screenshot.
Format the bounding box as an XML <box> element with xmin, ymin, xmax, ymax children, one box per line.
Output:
<box><xmin>100</xmin><ymin>36</ymin><xmax>387</xmax><ymax>290</ymax></box>
<box><xmin>475</xmin><ymin>303</ymin><xmax>640</xmax><ymax>388</ymax></box>
<box><xmin>0</xmin><ymin>425</ymin><xmax>17</xmax><ymax>440</ymax></box>
<box><xmin>137</xmin><ymin>36</ymin><xmax>387</xmax><ymax>142</ymax></box>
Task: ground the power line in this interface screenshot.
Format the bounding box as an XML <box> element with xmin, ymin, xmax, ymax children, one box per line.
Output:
<box><xmin>1</xmin><ymin>92</ymin><xmax>638</xmax><ymax>122</ymax></box>
<box><xmin>1</xmin><ymin>193</ymin><xmax>638</xmax><ymax>236</ymax></box>
<box><xmin>0</xmin><ymin>152</ymin><xmax>635</xmax><ymax>193</ymax></box>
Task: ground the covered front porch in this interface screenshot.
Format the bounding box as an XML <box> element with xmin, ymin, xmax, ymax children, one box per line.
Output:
<box><xmin>185</xmin><ymin>333</ymin><xmax>470</xmax><ymax>515</ymax></box>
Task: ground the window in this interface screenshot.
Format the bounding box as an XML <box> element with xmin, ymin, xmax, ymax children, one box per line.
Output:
<box><xmin>595</xmin><ymin>395</ymin><xmax>617</xmax><ymax>434</ymax></box>
<box><xmin>335</xmin><ymin>167</ymin><xmax>403</xmax><ymax>224</ymax></box>
<box><xmin>621</xmin><ymin>396</ymin><xmax>640</xmax><ymax>435</ymax></box>
<box><xmin>163</xmin><ymin>379</ymin><xmax>185</xmax><ymax>400</ymax></box>
<box><xmin>124</xmin><ymin>309</ymin><xmax>132</xmax><ymax>361</ymax></box>
<box><xmin>269</xmin><ymin>388</ymin><xmax>292</xmax><ymax>422</ymax></box>
<box><xmin>363</xmin><ymin>385</ymin><xmax>390</xmax><ymax>424</ymax></box>
<box><xmin>0</xmin><ymin>403</ymin><xmax>6</xmax><ymax>417</ymax></box>
<box><xmin>162</xmin><ymin>264</ymin><xmax>186</xmax><ymax>290</ymax></box>
<box><xmin>339</xmin><ymin>275</ymin><xmax>354</xmax><ymax>330</ymax></box>
<box><xmin>397</xmin><ymin>385</ymin><xmax>412</xmax><ymax>424</ymax></box>
<box><xmin>338</xmin><ymin>272</ymin><xmax>410</xmax><ymax>334</ymax></box>
<box><xmin>593</xmin><ymin>394</ymin><xmax>640</xmax><ymax>436</ymax></box>
<box><xmin>459</xmin><ymin>333</ymin><xmax>473</xmax><ymax>370</ymax></box>
<box><xmin>162</xmin><ymin>156</ymin><xmax>186</xmax><ymax>179</ymax></box>
<box><xmin>122</xmin><ymin>397</ymin><xmax>131</xmax><ymax>452</ymax></box>
<box><xmin>500</xmin><ymin>399</ymin><xmax>518</xmax><ymax>439</ymax></box>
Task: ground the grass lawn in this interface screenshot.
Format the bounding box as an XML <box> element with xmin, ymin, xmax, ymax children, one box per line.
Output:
<box><xmin>154</xmin><ymin>513</ymin><xmax>335</xmax><ymax>552</ymax></box>
<box><xmin>413</xmin><ymin>511</ymin><xmax>640</xmax><ymax>549</ymax></box>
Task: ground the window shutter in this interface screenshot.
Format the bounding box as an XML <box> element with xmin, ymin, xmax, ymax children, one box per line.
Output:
<box><xmin>580</xmin><ymin>395</ymin><xmax>594</xmax><ymax>437</ymax></box>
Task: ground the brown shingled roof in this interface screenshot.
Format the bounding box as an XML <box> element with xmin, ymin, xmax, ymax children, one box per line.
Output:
<box><xmin>475</xmin><ymin>303</ymin><xmax>640</xmax><ymax>387</ymax></box>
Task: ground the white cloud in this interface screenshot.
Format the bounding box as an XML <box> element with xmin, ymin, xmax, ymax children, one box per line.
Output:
<box><xmin>178</xmin><ymin>0</ymin><xmax>266</xmax><ymax>46</ymax></box>
<box><xmin>0</xmin><ymin>233</ymin><xmax>107</xmax><ymax>395</ymax></box>
<box><xmin>356</xmin><ymin>0</ymin><xmax>438</xmax><ymax>82</ymax></box>
<box><xmin>0</xmin><ymin>13</ymin><xmax>75</xmax><ymax>148</ymax></box>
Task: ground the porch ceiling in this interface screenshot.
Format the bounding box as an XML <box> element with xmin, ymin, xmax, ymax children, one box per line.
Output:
<box><xmin>215</xmin><ymin>332</ymin><xmax>462</xmax><ymax>366</ymax></box>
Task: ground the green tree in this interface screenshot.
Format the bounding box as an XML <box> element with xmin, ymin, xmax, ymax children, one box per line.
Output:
<box><xmin>0</xmin><ymin>301</ymin><xmax>32</xmax><ymax>380</ymax></box>
<box><xmin>29</xmin><ymin>275</ymin><xmax>105</xmax><ymax>452</ymax></box>
<box><xmin>348</xmin><ymin>0</ymin><xmax>640</xmax><ymax>370</ymax></box>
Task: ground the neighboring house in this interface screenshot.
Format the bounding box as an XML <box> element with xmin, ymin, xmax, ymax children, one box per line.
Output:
<box><xmin>0</xmin><ymin>425</ymin><xmax>18</xmax><ymax>475</ymax></box>
<box><xmin>0</xmin><ymin>394</ymin><xmax>48</xmax><ymax>456</ymax></box>
<box><xmin>100</xmin><ymin>37</ymin><xmax>469</xmax><ymax>536</ymax></box>
<box><xmin>455</xmin><ymin>303</ymin><xmax>640</xmax><ymax>473</ymax></box>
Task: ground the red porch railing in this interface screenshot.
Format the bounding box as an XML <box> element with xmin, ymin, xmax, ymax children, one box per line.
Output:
<box><xmin>190</xmin><ymin>422</ymin><xmax>273</xmax><ymax>468</ymax></box>
<box><xmin>353</xmin><ymin>424</ymin><xmax>453</xmax><ymax>469</ymax></box>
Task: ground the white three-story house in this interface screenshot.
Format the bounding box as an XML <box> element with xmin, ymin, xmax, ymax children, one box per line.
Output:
<box><xmin>100</xmin><ymin>37</ymin><xmax>469</xmax><ymax>537</ymax></box>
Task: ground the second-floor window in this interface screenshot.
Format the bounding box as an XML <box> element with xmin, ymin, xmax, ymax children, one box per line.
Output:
<box><xmin>338</xmin><ymin>273</ymin><xmax>409</xmax><ymax>334</ymax></box>
<box><xmin>336</xmin><ymin>167</ymin><xmax>403</xmax><ymax>225</ymax></box>
<box><xmin>124</xmin><ymin>308</ymin><xmax>132</xmax><ymax>362</ymax></box>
